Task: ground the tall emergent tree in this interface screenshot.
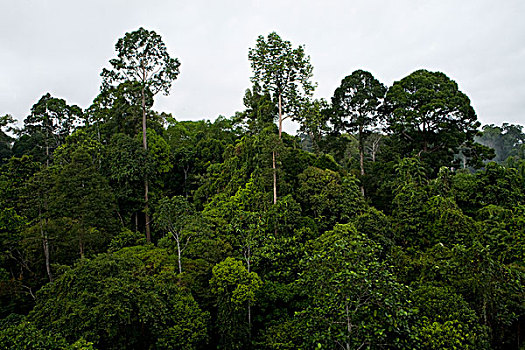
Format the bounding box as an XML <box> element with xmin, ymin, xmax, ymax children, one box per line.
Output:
<box><xmin>101</xmin><ymin>27</ymin><xmax>181</xmax><ymax>242</ymax></box>
<box><xmin>384</xmin><ymin>69</ymin><xmax>480</xmax><ymax>171</ymax></box>
<box><xmin>248</xmin><ymin>32</ymin><xmax>315</xmax><ymax>203</ymax></box>
<box><xmin>331</xmin><ymin>70</ymin><xmax>386</xmax><ymax>195</ymax></box>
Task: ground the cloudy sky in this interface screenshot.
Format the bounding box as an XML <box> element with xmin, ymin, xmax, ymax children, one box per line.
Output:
<box><xmin>1</xmin><ymin>0</ymin><xmax>524</xmax><ymax>131</ymax></box>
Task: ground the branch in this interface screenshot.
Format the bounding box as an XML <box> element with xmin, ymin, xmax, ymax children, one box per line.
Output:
<box><xmin>21</xmin><ymin>284</ymin><xmax>36</xmax><ymax>300</ymax></box>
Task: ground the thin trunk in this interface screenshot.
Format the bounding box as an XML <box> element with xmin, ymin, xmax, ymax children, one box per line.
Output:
<box><xmin>246</xmin><ymin>245</ymin><xmax>251</xmax><ymax>273</ymax></box>
<box><xmin>141</xmin><ymin>85</ymin><xmax>151</xmax><ymax>243</ymax></box>
<box><xmin>40</xmin><ymin>216</ymin><xmax>52</xmax><ymax>282</ymax></box>
<box><xmin>39</xmin><ymin>182</ymin><xmax>52</xmax><ymax>281</ymax></box>
<box><xmin>483</xmin><ymin>295</ymin><xmax>488</xmax><ymax>325</ymax></box>
<box><xmin>116</xmin><ymin>211</ymin><xmax>125</xmax><ymax>227</ymax></box>
<box><xmin>45</xmin><ymin>128</ymin><xmax>50</xmax><ymax>168</ymax></box>
<box><xmin>183</xmin><ymin>166</ymin><xmax>189</xmax><ymax>198</ymax></box>
<box><xmin>141</xmin><ymin>86</ymin><xmax>148</xmax><ymax>150</ymax></box>
<box><xmin>176</xmin><ymin>237</ymin><xmax>182</xmax><ymax>275</ymax></box>
<box><xmin>248</xmin><ymin>300</ymin><xmax>252</xmax><ymax>342</ymax></box>
<box><xmin>345</xmin><ymin>300</ymin><xmax>351</xmax><ymax>350</ymax></box>
<box><xmin>278</xmin><ymin>94</ymin><xmax>283</xmax><ymax>139</ymax></box>
<box><xmin>310</xmin><ymin>131</ymin><xmax>320</xmax><ymax>155</ymax></box>
<box><xmin>272</xmin><ymin>151</ymin><xmax>277</xmax><ymax>204</ymax></box>
<box><xmin>358</xmin><ymin>125</ymin><xmax>365</xmax><ymax>197</ymax></box>
<box><xmin>135</xmin><ymin>212</ymin><xmax>139</xmax><ymax>233</ymax></box>
<box><xmin>370</xmin><ymin>135</ymin><xmax>382</xmax><ymax>163</ymax></box>
<box><xmin>79</xmin><ymin>238</ymin><xmax>84</xmax><ymax>259</ymax></box>
<box><xmin>273</xmin><ymin>93</ymin><xmax>283</xmax><ymax>205</ymax></box>
<box><xmin>144</xmin><ymin>179</ymin><xmax>151</xmax><ymax>243</ymax></box>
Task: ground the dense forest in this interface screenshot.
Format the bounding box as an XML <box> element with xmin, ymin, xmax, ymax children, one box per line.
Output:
<box><xmin>0</xmin><ymin>28</ymin><xmax>524</xmax><ymax>350</ymax></box>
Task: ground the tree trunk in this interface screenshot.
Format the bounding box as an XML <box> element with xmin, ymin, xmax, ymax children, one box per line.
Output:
<box><xmin>183</xmin><ymin>165</ymin><xmax>189</xmax><ymax>198</ymax></box>
<box><xmin>141</xmin><ymin>85</ymin><xmax>151</xmax><ymax>243</ymax></box>
<box><xmin>45</xmin><ymin>128</ymin><xmax>50</xmax><ymax>168</ymax></box>
<box><xmin>248</xmin><ymin>300</ymin><xmax>252</xmax><ymax>342</ymax></box>
<box><xmin>144</xmin><ymin>178</ymin><xmax>151</xmax><ymax>243</ymax></box>
<box><xmin>358</xmin><ymin>125</ymin><xmax>365</xmax><ymax>197</ymax></box>
<box><xmin>272</xmin><ymin>151</ymin><xmax>277</xmax><ymax>204</ymax></box>
<box><xmin>40</xmin><ymin>216</ymin><xmax>52</xmax><ymax>282</ymax></box>
<box><xmin>79</xmin><ymin>238</ymin><xmax>84</xmax><ymax>259</ymax></box>
<box><xmin>278</xmin><ymin>94</ymin><xmax>283</xmax><ymax>139</ymax></box>
<box><xmin>345</xmin><ymin>299</ymin><xmax>352</xmax><ymax>350</ymax></box>
<box><xmin>272</xmin><ymin>93</ymin><xmax>283</xmax><ymax>205</ymax></box>
<box><xmin>176</xmin><ymin>236</ymin><xmax>182</xmax><ymax>275</ymax></box>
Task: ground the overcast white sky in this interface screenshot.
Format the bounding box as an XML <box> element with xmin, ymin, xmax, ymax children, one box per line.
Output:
<box><xmin>1</xmin><ymin>0</ymin><xmax>524</xmax><ymax>132</ymax></box>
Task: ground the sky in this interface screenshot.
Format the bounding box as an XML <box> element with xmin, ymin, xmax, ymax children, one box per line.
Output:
<box><xmin>1</xmin><ymin>0</ymin><xmax>524</xmax><ymax>133</ymax></box>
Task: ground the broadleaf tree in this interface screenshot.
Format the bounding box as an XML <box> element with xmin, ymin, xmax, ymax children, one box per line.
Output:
<box><xmin>331</xmin><ymin>70</ymin><xmax>386</xmax><ymax>195</ymax></box>
<box><xmin>23</xmin><ymin>93</ymin><xmax>83</xmax><ymax>167</ymax></box>
<box><xmin>101</xmin><ymin>27</ymin><xmax>181</xmax><ymax>242</ymax></box>
<box><xmin>248</xmin><ymin>32</ymin><xmax>316</xmax><ymax>203</ymax></box>
<box><xmin>384</xmin><ymin>69</ymin><xmax>480</xmax><ymax>172</ymax></box>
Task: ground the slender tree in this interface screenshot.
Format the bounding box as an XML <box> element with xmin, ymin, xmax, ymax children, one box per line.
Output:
<box><xmin>331</xmin><ymin>70</ymin><xmax>386</xmax><ymax>196</ymax></box>
<box><xmin>101</xmin><ymin>27</ymin><xmax>181</xmax><ymax>242</ymax></box>
<box><xmin>154</xmin><ymin>196</ymin><xmax>198</xmax><ymax>275</ymax></box>
<box><xmin>248</xmin><ymin>32</ymin><xmax>315</xmax><ymax>203</ymax></box>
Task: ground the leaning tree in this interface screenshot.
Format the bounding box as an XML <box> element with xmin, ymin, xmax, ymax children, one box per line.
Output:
<box><xmin>101</xmin><ymin>27</ymin><xmax>180</xmax><ymax>242</ymax></box>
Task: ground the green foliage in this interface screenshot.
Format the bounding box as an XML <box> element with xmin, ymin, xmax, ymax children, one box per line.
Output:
<box><xmin>21</xmin><ymin>93</ymin><xmax>83</xmax><ymax>166</ymax></box>
<box><xmin>298</xmin><ymin>98</ymin><xmax>330</xmax><ymax>153</ymax></box>
<box><xmin>2</xmin><ymin>28</ymin><xmax>525</xmax><ymax>350</ymax></box>
<box><xmin>412</xmin><ymin>285</ymin><xmax>490</xmax><ymax>349</ymax></box>
<box><xmin>0</xmin><ymin>314</ymin><xmax>95</xmax><ymax>350</ymax></box>
<box><xmin>331</xmin><ymin>70</ymin><xmax>386</xmax><ymax>136</ymax></box>
<box><xmin>297</xmin><ymin>224</ymin><xmax>416</xmax><ymax>349</ymax></box>
<box><xmin>475</xmin><ymin>161</ymin><xmax>524</xmax><ymax>208</ymax></box>
<box><xmin>107</xmin><ymin>228</ymin><xmax>145</xmax><ymax>252</ymax></box>
<box><xmin>384</xmin><ymin>69</ymin><xmax>480</xmax><ymax>172</ymax></box>
<box><xmin>50</xmin><ymin>148</ymin><xmax>119</xmax><ymax>258</ymax></box>
<box><xmin>248</xmin><ymin>32</ymin><xmax>315</xmax><ymax>118</ymax></box>
<box><xmin>405</xmin><ymin>243</ymin><xmax>524</xmax><ymax>348</ymax></box>
<box><xmin>297</xmin><ymin>166</ymin><xmax>365</xmax><ymax>231</ymax></box>
<box><xmin>331</xmin><ymin>70</ymin><xmax>386</xmax><ymax>185</ymax></box>
<box><xmin>154</xmin><ymin>195</ymin><xmax>202</xmax><ymax>273</ymax></box>
<box><xmin>29</xmin><ymin>246</ymin><xmax>208</xmax><ymax>349</ymax></box>
<box><xmin>0</xmin><ymin>114</ymin><xmax>14</xmax><ymax>164</ymax></box>
<box><xmin>0</xmin><ymin>316</ymin><xmax>67</xmax><ymax>349</ymax></box>
<box><xmin>86</xmin><ymin>81</ymin><xmax>152</xmax><ymax>140</ymax></box>
<box><xmin>101</xmin><ymin>27</ymin><xmax>180</xmax><ymax>96</ymax></box>
<box><xmin>210</xmin><ymin>257</ymin><xmax>262</xmax><ymax>349</ymax></box>
<box><xmin>53</xmin><ymin>129</ymin><xmax>104</xmax><ymax>167</ymax></box>
<box><xmin>235</xmin><ymin>85</ymin><xmax>277</xmax><ymax>134</ymax></box>
<box><xmin>102</xmin><ymin>133</ymin><xmax>147</xmax><ymax>228</ymax></box>
<box><xmin>164</xmin><ymin>118</ymin><xmax>237</xmax><ymax>198</ymax></box>
<box><xmin>476</xmin><ymin>123</ymin><xmax>525</xmax><ymax>163</ymax></box>
<box><xmin>140</xmin><ymin>128</ymin><xmax>172</xmax><ymax>175</ymax></box>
